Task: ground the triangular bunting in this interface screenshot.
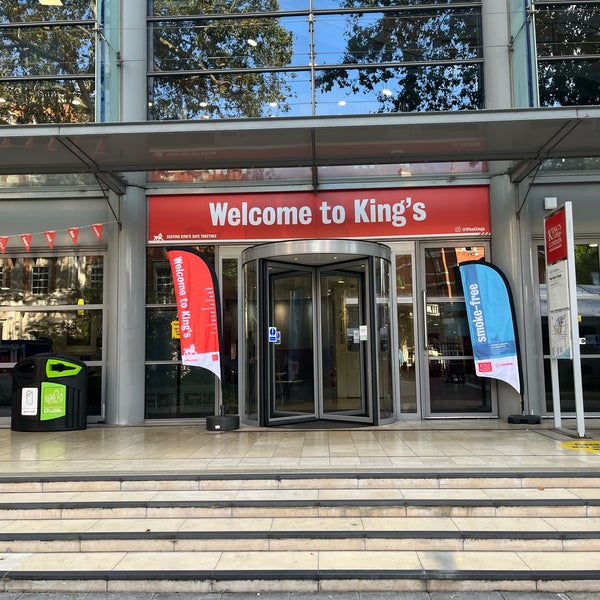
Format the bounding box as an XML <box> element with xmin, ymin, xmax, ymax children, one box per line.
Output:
<box><xmin>20</xmin><ymin>234</ymin><xmax>32</xmax><ymax>251</ymax></box>
<box><xmin>0</xmin><ymin>237</ymin><xmax>7</xmax><ymax>254</ymax></box>
<box><xmin>44</xmin><ymin>231</ymin><xmax>56</xmax><ymax>249</ymax></box>
<box><xmin>67</xmin><ymin>227</ymin><xmax>79</xmax><ymax>245</ymax></box>
<box><xmin>91</xmin><ymin>223</ymin><xmax>103</xmax><ymax>241</ymax></box>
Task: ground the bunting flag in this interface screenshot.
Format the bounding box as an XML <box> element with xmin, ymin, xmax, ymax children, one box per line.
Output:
<box><xmin>44</xmin><ymin>231</ymin><xmax>56</xmax><ymax>249</ymax></box>
<box><xmin>20</xmin><ymin>234</ymin><xmax>32</xmax><ymax>251</ymax></box>
<box><xmin>0</xmin><ymin>237</ymin><xmax>7</xmax><ymax>254</ymax></box>
<box><xmin>67</xmin><ymin>227</ymin><xmax>79</xmax><ymax>245</ymax></box>
<box><xmin>167</xmin><ymin>247</ymin><xmax>222</xmax><ymax>380</ymax></box>
<box><xmin>459</xmin><ymin>260</ymin><xmax>522</xmax><ymax>394</ymax></box>
<box><xmin>91</xmin><ymin>223</ymin><xmax>103</xmax><ymax>241</ymax></box>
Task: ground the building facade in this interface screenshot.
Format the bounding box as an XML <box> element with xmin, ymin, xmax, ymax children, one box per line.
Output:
<box><xmin>0</xmin><ymin>0</ymin><xmax>599</xmax><ymax>428</ymax></box>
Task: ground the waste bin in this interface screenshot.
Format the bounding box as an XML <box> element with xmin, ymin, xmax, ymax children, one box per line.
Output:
<box><xmin>11</xmin><ymin>353</ymin><xmax>88</xmax><ymax>432</ymax></box>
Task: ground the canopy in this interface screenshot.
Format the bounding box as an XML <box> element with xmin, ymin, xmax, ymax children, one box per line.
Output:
<box><xmin>1</xmin><ymin>107</ymin><xmax>599</xmax><ymax>194</ymax></box>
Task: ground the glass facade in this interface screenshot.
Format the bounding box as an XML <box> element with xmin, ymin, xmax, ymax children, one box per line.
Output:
<box><xmin>145</xmin><ymin>245</ymin><xmax>238</xmax><ymax>419</ymax></box>
<box><xmin>538</xmin><ymin>242</ymin><xmax>600</xmax><ymax>414</ymax></box>
<box><xmin>0</xmin><ymin>255</ymin><xmax>105</xmax><ymax>419</ymax></box>
<box><xmin>535</xmin><ymin>1</ymin><xmax>600</xmax><ymax>107</ymax></box>
<box><xmin>148</xmin><ymin>1</ymin><xmax>484</xmax><ymax>120</ymax></box>
<box><xmin>0</xmin><ymin>1</ymin><xmax>96</xmax><ymax>124</ymax></box>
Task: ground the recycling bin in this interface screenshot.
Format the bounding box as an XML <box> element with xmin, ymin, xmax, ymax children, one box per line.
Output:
<box><xmin>11</xmin><ymin>353</ymin><xmax>88</xmax><ymax>432</ymax></box>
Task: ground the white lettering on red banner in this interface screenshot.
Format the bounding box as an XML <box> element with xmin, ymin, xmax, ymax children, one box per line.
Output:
<box><xmin>149</xmin><ymin>186</ymin><xmax>489</xmax><ymax>243</ymax></box>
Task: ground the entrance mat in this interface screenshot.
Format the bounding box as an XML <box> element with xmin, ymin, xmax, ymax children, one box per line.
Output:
<box><xmin>277</xmin><ymin>420</ymin><xmax>371</xmax><ymax>430</ymax></box>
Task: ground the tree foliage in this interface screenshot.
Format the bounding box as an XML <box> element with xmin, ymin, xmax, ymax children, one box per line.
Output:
<box><xmin>535</xmin><ymin>3</ymin><xmax>600</xmax><ymax>106</ymax></box>
<box><xmin>314</xmin><ymin>2</ymin><xmax>483</xmax><ymax>112</ymax></box>
<box><xmin>0</xmin><ymin>0</ymin><xmax>95</xmax><ymax>124</ymax></box>
<box><xmin>150</xmin><ymin>0</ymin><xmax>295</xmax><ymax>119</ymax></box>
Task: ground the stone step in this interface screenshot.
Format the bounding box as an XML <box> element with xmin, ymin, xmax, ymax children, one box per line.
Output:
<box><xmin>1</xmin><ymin>472</ymin><xmax>600</xmax><ymax>594</ymax></box>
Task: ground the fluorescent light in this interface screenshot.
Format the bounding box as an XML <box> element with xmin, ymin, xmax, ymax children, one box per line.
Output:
<box><xmin>39</xmin><ymin>0</ymin><xmax>64</xmax><ymax>5</ymax></box>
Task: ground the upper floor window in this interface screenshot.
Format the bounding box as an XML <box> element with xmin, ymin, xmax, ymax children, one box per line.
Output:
<box><xmin>148</xmin><ymin>1</ymin><xmax>483</xmax><ymax>120</ymax></box>
<box><xmin>31</xmin><ymin>266</ymin><xmax>50</xmax><ymax>295</ymax></box>
<box><xmin>0</xmin><ymin>1</ymin><xmax>97</xmax><ymax>124</ymax></box>
<box><xmin>535</xmin><ymin>1</ymin><xmax>600</xmax><ymax>106</ymax></box>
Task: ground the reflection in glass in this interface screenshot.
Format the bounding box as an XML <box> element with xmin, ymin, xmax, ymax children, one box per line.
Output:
<box><xmin>538</xmin><ymin>243</ymin><xmax>600</xmax><ymax>414</ymax></box>
<box><xmin>243</xmin><ymin>259</ymin><xmax>258</xmax><ymax>422</ymax></box>
<box><xmin>0</xmin><ymin>3</ymin><xmax>96</xmax><ymax>124</ymax></box>
<box><xmin>424</xmin><ymin>245</ymin><xmax>491</xmax><ymax>414</ymax></box>
<box><xmin>148</xmin><ymin>3</ymin><xmax>484</xmax><ymax>119</ymax></box>
<box><xmin>375</xmin><ymin>257</ymin><xmax>393</xmax><ymax>420</ymax></box>
<box><xmin>145</xmin><ymin>364</ymin><xmax>216</xmax><ymax>418</ymax></box>
<box><xmin>222</xmin><ymin>258</ymin><xmax>239</xmax><ymax>414</ymax></box>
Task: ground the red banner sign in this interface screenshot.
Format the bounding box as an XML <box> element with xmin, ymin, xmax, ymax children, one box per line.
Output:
<box><xmin>167</xmin><ymin>248</ymin><xmax>222</xmax><ymax>380</ymax></box>
<box><xmin>149</xmin><ymin>186</ymin><xmax>490</xmax><ymax>243</ymax></box>
<box><xmin>544</xmin><ymin>208</ymin><xmax>568</xmax><ymax>265</ymax></box>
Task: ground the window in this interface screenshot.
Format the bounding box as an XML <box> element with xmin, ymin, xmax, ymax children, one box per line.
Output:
<box><xmin>0</xmin><ymin>255</ymin><xmax>106</xmax><ymax>419</ymax></box>
<box><xmin>0</xmin><ymin>1</ymin><xmax>97</xmax><ymax>124</ymax></box>
<box><xmin>148</xmin><ymin>1</ymin><xmax>484</xmax><ymax>120</ymax></box>
<box><xmin>538</xmin><ymin>242</ymin><xmax>600</xmax><ymax>413</ymax></box>
<box><xmin>535</xmin><ymin>1</ymin><xmax>600</xmax><ymax>106</ymax></box>
<box><xmin>31</xmin><ymin>266</ymin><xmax>50</xmax><ymax>295</ymax></box>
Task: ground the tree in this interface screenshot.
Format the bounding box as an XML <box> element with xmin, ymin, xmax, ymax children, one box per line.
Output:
<box><xmin>314</xmin><ymin>1</ymin><xmax>483</xmax><ymax>112</ymax></box>
<box><xmin>150</xmin><ymin>0</ymin><xmax>295</xmax><ymax>119</ymax></box>
<box><xmin>0</xmin><ymin>0</ymin><xmax>96</xmax><ymax>124</ymax></box>
<box><xmin>535</xmin><ymin>3</ymin><xmax>600</xmax><ymax>106</ymax></box>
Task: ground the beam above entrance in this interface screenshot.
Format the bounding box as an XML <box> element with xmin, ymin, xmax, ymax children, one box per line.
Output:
<box><xmin>1</xmin><ymin>107</ymin><xmax>599</xmax><ymax>181</ymax></box>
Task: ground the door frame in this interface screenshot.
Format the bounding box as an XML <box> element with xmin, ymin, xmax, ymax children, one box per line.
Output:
<box><xmin>417</xmin><ymin>241</ymin><xmax>497</xmax><ymax>418</ymax></box>
<box><xmin>241</xmin><ymin>239</ymin><xmax>392</xmax><ymax>427</ymax></box>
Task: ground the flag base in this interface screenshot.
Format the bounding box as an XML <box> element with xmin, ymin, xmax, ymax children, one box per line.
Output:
<box><xmin>206</xmin><ymin>415</ymin><xmax>240</xmax><ymax>431</ymax></box>
<box><xmin>508</xmin><ymin>414</ymin><xmax>541</xmax><ymax>424</ymax></box>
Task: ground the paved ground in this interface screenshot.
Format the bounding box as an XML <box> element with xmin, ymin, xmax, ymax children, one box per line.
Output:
<box><xmin>1</xmin><ymin>592</ymin><xmax>600</xmax><ymax>599</ymax></box>
<box><xmin>1</xmin><ymin>419</ymin><xmax>599</xmax><ymax>477</ymax></box>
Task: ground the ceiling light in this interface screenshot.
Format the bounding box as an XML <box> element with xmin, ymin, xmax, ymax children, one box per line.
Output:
<box><xmin>39</xmin><ymin>0</ymin><xmax>63</xmax><ymax>5</ymax></box>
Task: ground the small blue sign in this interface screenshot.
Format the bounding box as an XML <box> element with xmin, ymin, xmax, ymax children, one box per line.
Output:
<box><xmin>268</xmin><ymin>326</ymin><xmax>277</xmax><ymax>343</ymax></box>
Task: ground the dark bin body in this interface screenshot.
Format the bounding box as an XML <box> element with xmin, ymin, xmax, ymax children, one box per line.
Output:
<box><xmin>11</xmin><ymin>353</ymin><xmax>88</xmax><ymax>432</ymax></box>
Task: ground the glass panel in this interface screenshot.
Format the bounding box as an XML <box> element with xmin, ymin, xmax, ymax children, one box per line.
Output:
<box><xmin>539</xmin><ymin>242</ymin><xmax>600</xmax><ymax>414</ymax></box>
<box><xmin>152</xmin><ymin>1</ymin><xmax>311</xmax><ymax>16</ymax></box>
<box><xmin>270</xmin><ymin>271</ymin><xmax>315</xmax><ymax>419</ymax></box>
<box><xmin>0</xmin><ymin>256</ymin><xmax>104</xmax><ymax>306</ymax></box>
<box><xmin>424</xmin><ymin>244</ymin><xmax>491</xmax><ymax>414</ymax></box>
<box><xmin>538</xmin><ymin>59</ymin><xmax>600</xmax><ymax>107</ymax></box>
<box><xmin>0</xmin><ymin>309</ymin><xmax>103</xmax><ymax>361</ymax></box>
<box><xmin>145</xmin><ymin>364</ymin><xmax>216</xmax><ymax>418</ymax></box>
<box><xmin>145</xmin><ymin>307</ymin><xmax>180</xmax><ymax>361</ymax></box>
<box><xmin>0</xmin><ymin>2</ymin><xmax>96</xmax><ymax>23</ymax></box>
<box><xmin>315</xmin><ymin>64</ymin><xmax>482</xmax><ymax>115</ymax></box>
<box><xmin>243</xmin><ymin>259</ymin><xmax>258</xmax><ymax>422</ymax></box>
<box><xmin>313</xmin><ymin>9</ymin><xmax>482</xmax><ymax>66</ymax></box>
<box><xmin>320</xmin><ymin>268</ymin><xmax>367</xmax><ymax>417</ymax></box>
<box><xmin>0</xmin><ymin>25</ymin><xmax>94</xmax><ymax>77</ymax></box>
<box><xmin>535</xmin><ymin>3</ymin><xmax>600</xmax><ymax>57</ymax></box>
<box><xmin>429</xmin><ymin>357</ymin><xmax>491</xmax><ymax>413</ymax></box>
<box><xmin>424</xmin><ymin>246</ymin><xmax>485</xmax><ymax>298</ymax></box>
<box><xmin>396</xmin><ymin>254</ymin><xmax>413</xmax><ymax>297</ymax></box>
<box><xmin>375</xmin><ymin>257</ymin><xmax>393</xmax><ymax>420</ymax></box>
<box><xmin>152</xmin><ymin>16</ymin><xmax>304</xmax><ymax>70</ymax></box>
<box><xmin>0</xmin><ymin>79</ymin><xmax>95</xmax><ymax>124</ymax></box>
<box><xmin>150</xmin><ymin>71</ymin><xmax>311</xmax><ymax>120</ymax></box>
<box><xmin>397</xmin><ymin>304</ymin><xmax>417</xmax><ymax>413</ymax></box>
<box><xmin>222</xmin><ymin>257</ymin><xmax>239</xmax><ymax>414</ymax></box>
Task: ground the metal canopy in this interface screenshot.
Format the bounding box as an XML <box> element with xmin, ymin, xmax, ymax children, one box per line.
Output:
<box><xmin>1</xmin><ymin>107</ymin><xmax>599</xmax><ymax>194</ymax></box>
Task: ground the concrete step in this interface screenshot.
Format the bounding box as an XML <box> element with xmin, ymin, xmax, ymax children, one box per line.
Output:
<box><xmin>1</xmin><ymin>472</ymin><xmax>600</xmax><ymax>594</ymax></box>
